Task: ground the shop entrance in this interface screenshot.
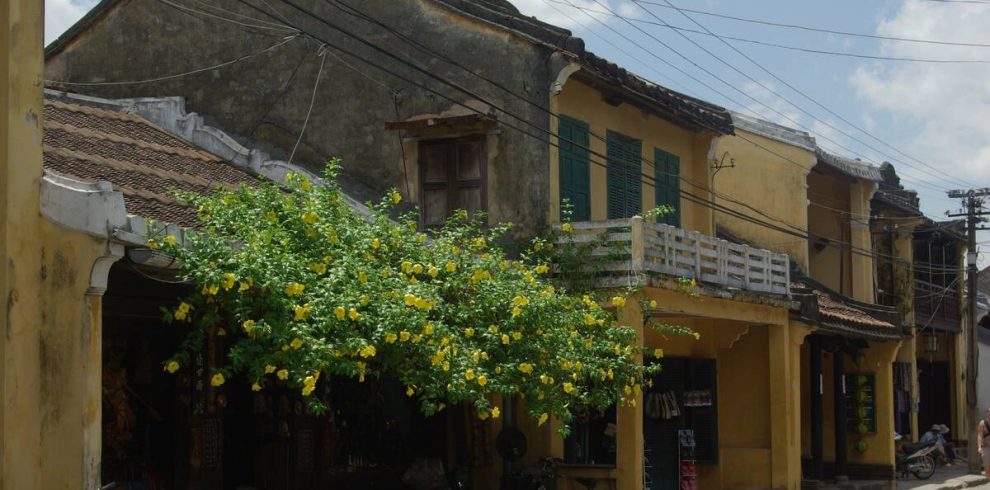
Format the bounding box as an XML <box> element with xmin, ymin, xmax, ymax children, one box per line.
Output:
<box><xmin>100</xmin><ymin>262</ymin><xmax>468</xmax><ymax>490</ymax></box>
<box><xmin>917</xmin><ymin>361</ymin><xmax>951</xmax><ymax>435</ymax></box>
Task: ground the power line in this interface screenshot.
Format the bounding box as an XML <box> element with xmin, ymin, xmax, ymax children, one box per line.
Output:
<box><xmin>635</xmin><ymin>0</ymin><xmax>976</xmax><ymax>190</ymax></box>
<box><xmin>605</xmin><ymin>0</ymin><xmax>971</xmax><ymax>192</ymax></box>
<box><xmin>45</xmin><ymin>33</ymin><xmax>301</xmax><ymax>86</ymax></box>
<box><xmin>158</xmin><ymin>0</ymin><xmax>295</xmax><ymax>32</ymax></box>
<box><xmin>288</xmin><ymin>44</ymin><xmax>328</xmax><ymax>165</ymax></box>
<box><xmin>547</xmin><ymin>0</ymin><xmax>990</xmax><ymax>64</ymax></box>
<box><xmin>631</xmin><ymin>0</ymin><xmax>990</xmax><ymax>48</ymax></box>
<box><xmin>236</xmin><ymin>0</ymin><xmax>963</xmax><ymax>274</ymax></box>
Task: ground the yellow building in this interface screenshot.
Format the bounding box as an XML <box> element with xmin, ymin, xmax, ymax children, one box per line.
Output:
<box><xmin>713</xmin><ymin>114</ymin><xmax>908</xmax><ymax>484</ymax></box>
<box><xmin>541</xmin><ymin>67</ymin><xmax>805</xmax><ymax>490</ymax></box>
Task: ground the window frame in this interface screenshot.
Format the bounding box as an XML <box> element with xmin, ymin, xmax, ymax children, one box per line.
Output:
<box><xmin>417</xmin><ymin>135</ymin><xmax>488</xmax><ymax>229</ymax></box>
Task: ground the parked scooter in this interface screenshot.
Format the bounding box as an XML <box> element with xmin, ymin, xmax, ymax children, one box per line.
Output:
<box><xmin>894</xmin><ymin>433</ymin><xmax>937</xmax><ymax>480</ymax></box>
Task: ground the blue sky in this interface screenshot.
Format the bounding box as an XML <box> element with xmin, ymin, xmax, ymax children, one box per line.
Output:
<box><xmin>46</xmin><ymin>0</ymin><xmax>990</xmax><ymax>266</ymax></box>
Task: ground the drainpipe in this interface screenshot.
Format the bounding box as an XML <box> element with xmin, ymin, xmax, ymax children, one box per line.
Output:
<box><xmin>834</xmin><ymin>350</ymin><xmax>848</xmax><ymax>480</ymax></box>
<box><xmin>810</xmin><ymin>338</ymin><xmax>824</xmax><ymax>481</ymax></box>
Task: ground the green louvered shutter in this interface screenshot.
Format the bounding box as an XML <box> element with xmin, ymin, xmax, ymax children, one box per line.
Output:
<box><xmin>607</xmin><ymin>131</ymin><xmax>642</xmax><ymax>219</ymax></box>
<box><xmin>654</xmin><ymin>148</ymin><xmax>681</xmax><ymax>227</ymax></box>
<box><xmin>558</xmin><ymin>116</ymin><xmax>590</xmax><ymax>221</ymax></box>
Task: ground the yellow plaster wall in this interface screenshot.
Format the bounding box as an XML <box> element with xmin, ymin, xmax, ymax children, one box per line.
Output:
<box><xmin>2</xmin><ymin>4</ymin><xmax>112</xmax><ymax>488</ymax></box>
<box><xmin>552</xmin><ymin>79</ymin><xmax>716</xmax><ymax>234</ymax></box>
<box><xmin>712</xmin><ymin>130</ymin><xmax>815</xmax><ymax>272</ymax></box>
<box><xmin>807</xmin><ymin>169</ymin><xmax>853</xmax><ymax>295</ymax></box>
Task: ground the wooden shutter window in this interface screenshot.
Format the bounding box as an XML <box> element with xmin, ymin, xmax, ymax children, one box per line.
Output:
<box><xmin>654</xmin><ymin>148</ymin><xmax>681</xmax><ymax>227</ymax></box>
<box><xmin>418</xmin><ymin>136</ymin><xmax>486</xmax><ymax>228</ymax></box>
<box><xmin>558</xmin><ymin>116</ymin><xmax>591</xmax><ymax>222</ymax></box>
<box><xmin>607</xmin><ymin>130</ymin><xmax>643</xmax><ymax>220</ymax></box>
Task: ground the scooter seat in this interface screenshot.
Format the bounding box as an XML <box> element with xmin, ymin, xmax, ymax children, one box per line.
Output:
<box><xmin>901</xmin><ymin>441</ymin><xmax>934</xmax><ymax>454</ymax></box>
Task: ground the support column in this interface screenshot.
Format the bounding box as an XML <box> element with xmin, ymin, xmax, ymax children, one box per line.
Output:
<box><xmin>834</xmin><ymin>350</ymin><xmax>848</xmax><ymax>480</ymax></box>
<box><xmin>616</xmin><ymin>298</ymin><xmax>645</xmax><ymax>490</ymax></box>
<box><xmin>810</xmin><ymin>338</ymin><xmax>824</xmax><ymax>481</ymax></box>
<box><xmin>769</xmin><ymin>323</ymin><xmax>799</xmax><ymax>489</ymax></box>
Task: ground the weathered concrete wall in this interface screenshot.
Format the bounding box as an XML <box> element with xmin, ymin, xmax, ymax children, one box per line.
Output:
<box><xmin>713</xmin><ymin>128</ymin><xmax>815</xmax><ymax>272</ymax></box>
<box><xmin>45</xmin><ymin>0</ymin><xmax>558</xmax><ymax>237</ymax></box>
<box><xmin>3</xmin><ymin>2</ymin><xmax>116</xmax><ymax>488</ymax></box>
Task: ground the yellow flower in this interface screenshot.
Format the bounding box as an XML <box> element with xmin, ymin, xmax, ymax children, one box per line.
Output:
<box><xmin>385</xmin><ymin>333</ymin><xmax>398</xmax><ymax>344</ymax></box>
<box><xmin>242</xmin><ymin>319</ymin><xmax>255</xmax><ymax>334</ymax></box>
<box><xmin>360</xmin><ymin>294</ymin><xmax>370</xmax><ymax>306</ymax></box>
<box><xmin>264</xmin><ymin>364</ymin><xmax>276</xmax><ymax>374</ymax></box>
<box><xmin>464</xmin><ymin>327</ymin><xmax>475</xmax><ymax>338</ymax></box>
<box><xmin>334</xmin><ymin>306</ymin><xmax>346</xmax><ymax>321</ymax></box>
<box><xmin>412</xmin><ymin>264</ymin><xmax>424</xmax><ymax>274</ymax></box>
<box><xmin>174</xmin><ymin>302</ymin><xmax>192</xmax><ymax>321</ymax></box>
<box><xmin>164</xmin><ymin>360</ymin><xmax>180</xmax><ymax>373</ymax></box>
<box><xmin>302</xmin><ymin>385</ymin><xmax>315</xmax><ymax>396</ymax></box>
<box><xmin>561</xmin><ymin>222</ymin><xmax>573</xmax><ymax>233</ymax></box>
<box><xmin>512</xmin><ymin>331</ymin><xmax>522</xmax><ymax>341</ymax></box>
<box><xmin>511</xmin><ymin>306</ymin><xmax>522</xmax><ymax>317</ymax></box>
<box><xmin>404</xmin><ymin>293</ymin><xmax>417</xmax><ymax>306</ymax></box>
<box><xmin>238</xmin><ymin>281</ymin><xmax>250</xmax><ymax>292</ymax></box>
<box><xmin>535</xmin><ymin>264</ymin><xmax>550</xmax><ymax>274</ymax></box>
<box><xmin>359</xmin><ymin>345</ymin><xmax>377</xmax><ymax>358</ymax></box>
<box><xmin>583</xmin><ymin>314</ymin><xmax>596</xmax><ymax>325</ymax></box>
<box><xmin>251</xmin><ymin>382</ymin><xmax>262</xmax><ymax>392</ymax></box>
<box><xmin>310</xmin><ymin>262</ymin><xmax>327</xmax><ymax>274</ymax></box>
<box><xmin>294</xmin><ymin>304</ymin><xmax>311</xmax><ymax>321</ymax></box>
<box><xmin>445</xmin><ymin>262</ymin><xmax>457</xmax><ymax>273</ymax></box>
<box><xmin>611</xmin><ymin>296</ymin><xmax>626</xmax><ymax>308</ymax></box>
<box><xmin>654</xmin><ymin>348</ymin><xmax>664</xmax><ymax>358</ymax></box>
<box><xmin>390</xmin><ymin>190</ymin><xmax>402</xmax><ymax>204</ymax></box>
<box><xmin>277</xmin><ymin>369</ymin><xmax>289</xmax><ymax>380</ymax></box>
<box><xmin>518</xmin><ymin>363</ymin><xmax>533</xmax><ymax>374</ymax></box>
<box><xmin>265</xmin><ymin>211</ymin><xmax>277</xmax><ymax>221</ymax></box>
<box><xmin>165</xmin><ymin>234</ymin><xmax>177</xmax><ymax>246</ymax></box>
<box><xmin>450</xmin><ymin>245</ymin><xmax>461</xmax><ymax>255</ymax></box>
<box><xmin>562</xmin><ymin>382</ymin><xmax>576</xmax><ymax>394</ymax></box>
<box><xmin>501</xmin><ymin>334</ymin><xmax>510</xmax><ymax>345</ymax></box>
<box><xmin>477</xmin><ymin>375</ymin><xmax>488</xmax><ymax>386</ymax></box>
<box><xmin>465</xmin><ymin>369</ymin><xmax>476</xmax><ymax>380</ymax></box>
<box><xmin>371</xmin><ymin>238</ymin><xmax>380</xmax><ymax>249</ymax></box>
<box><xmin>512</xmin><ymin>296</ymin><xmax>530</xmax><ymax>306</ymax></box>
<box><xmin>406</xmin><ymin>386</ymin><xmax>415</xmax><ymax>397</ymax></box>
<box><xmin>415</xmin><ymin>297</ymin><xmax>433</xmax><ymax>310</ymax></box>
<box><xmin>649</xmin><ymin>300</ymin><xmax>658</xmax><ymax>308</ymax></box>
<box><xmin>538</xmin><ymin>413</ymin><xmax>549</xmax><ymax>426</ymax></box>
<box><xmin>428</xmin><ymin>266</ymin><xmax>439</xmax><ymax>278</ymax></box>
<box><xmin>423</xmin><ymin>322</ymin><xmax>434</xmax><ymax>335</ymax></box>
<box><xmin>348</xmin><ymin>308</ymin><xmax>361</xmax><ymax>321</ymax></box>
<box><xmin>358</xmin><ymin>272</ymin><xmax>368</xmax><ymax>283</ymax></box>
<box><xmin>693</xmin><ymin>332</ymin><xmax>701</xmax><ymax>340</ymax></box>
<box><xmin>472</xmin><ymin>237</ymin><xmax>486</xmax><ymax>249</ymax></box>
<box><xmin>222</xmin><ymin>273</ymin><xmax>236</xmax><ymax>291</ymax></box>
<box><xmin>400</xmin><ymin>331</ymin><xmax>411</xmax><ymax>342</ymax></box>
<box><xmin>301</xmin><ymin>212</ymin><xmax>318</xmax><ymax>224</ymax></box>
<box><xmin>206</xmin><ymin>284</ymin><xmax>219</xmax><ymax>296</ymax></box>
<box><xmin>210</xmin><ymin>373</ymin><xmax>225</xmax><ymax>387</ymax></box>
<box><xmin>491</xmin><ymin>407</ymin><xmax>500</xmax><ymax>418</ymax></box>
<box><xmin>299</xmin><ymin>178</ymin><xmax>311</xmax><ymax>191</ymax></box>
<box><xmin>147</xmin><ymin>238</ymin><xmax>159</xmax><ymax>250</ymax></box>
<box><xmin>303</xmin><ymin>374</ymin><xmax>318</xmax><ymax>387</ymax></box>
<box><xmin>284</xmin><ymin>283</ymin><xmax>305</xmax><ymax>297</ymax></box>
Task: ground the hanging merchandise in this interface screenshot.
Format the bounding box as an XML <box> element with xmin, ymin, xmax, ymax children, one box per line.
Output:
<box><xmin>683</xmin><ymin>390</ymin><xmax>713</xmax><ymax>408</ymax></box>
<box><xmin>678</xmin><ymin>429</ymin><xmax>697</xmax><ymax>490</ymax></box>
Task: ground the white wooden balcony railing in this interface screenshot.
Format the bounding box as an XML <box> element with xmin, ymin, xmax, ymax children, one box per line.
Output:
<box><xmin>557</xmin><ymin>217</ymin><xmax>791</xmax><ymax>296</ymax></box>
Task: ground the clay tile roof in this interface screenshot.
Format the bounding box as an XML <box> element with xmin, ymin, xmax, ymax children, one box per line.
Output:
<box><xmin>43</xmin><ymin>97</ymin><xmax>263</xmax><ymax>227</ymax></box>
<box><xmin>791</xmin><ymin>279</ymin><xmax>903</xmax><ymax>340</ymax></box>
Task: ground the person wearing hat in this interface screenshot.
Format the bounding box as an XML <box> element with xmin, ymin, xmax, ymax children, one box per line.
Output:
<box><xmin>978</xmin><ymin>408</ymin><xmax>990</xmax><ymax>477</ymax></box>
<box><xmin>921</xmin><ymin>424</ymin><xmax>955</xmax><ymax>465</ymax></box>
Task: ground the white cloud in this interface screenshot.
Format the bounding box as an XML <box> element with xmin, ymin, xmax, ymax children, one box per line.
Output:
<box><xmin>510</xmin><ymin>0</ymin><xmax>634</xmax><ymax>30</ymax></box>
<box><xmin>849</xmin><ymin>0</ymin><xmax>990</xmax><ymax>187</ymax></box>
<box><xmin>45</xmin><ymin>0</ymin><xmax>98</xmax><ymax>45</ymax></box>
<box><xmin>738</xmin><ymin>80</ymin><xmax>804</xmax><ymax>128</ymax></box>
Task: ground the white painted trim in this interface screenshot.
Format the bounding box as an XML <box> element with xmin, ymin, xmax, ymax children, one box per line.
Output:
<box><xmin>40</xmin><ymin>170</ymin><xmax>128</xmax><ymax>238</ymax></box>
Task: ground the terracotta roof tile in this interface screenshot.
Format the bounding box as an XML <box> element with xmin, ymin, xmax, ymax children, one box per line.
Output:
<box><xmin>42</xmin><ymin>96</ymin><xmax>263</xmax><ymax>226</ymax></box>
<box><xmin>813</xmin><ymin>290</ymin><xmax>896</xmax><ymax>329</ymax></box>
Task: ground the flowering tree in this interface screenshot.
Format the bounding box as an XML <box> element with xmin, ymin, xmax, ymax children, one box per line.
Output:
<box><xmin>154</xmin><ymin>162</ymin><xmax>659</xmax><ymax>432</ymax></box>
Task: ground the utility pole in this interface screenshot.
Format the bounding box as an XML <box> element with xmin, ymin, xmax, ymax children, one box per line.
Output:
<box><xmin>947</xmin><ymin>188</ymin><xmax>990</xmax><ymax>474</ymax></box>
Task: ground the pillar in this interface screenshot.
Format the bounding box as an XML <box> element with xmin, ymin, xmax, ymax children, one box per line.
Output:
<box><xmin>833</xmin><ymin>350</ymin><xmax>848</xmax><ymax>480</ymax></box>
<box><xmin>616</xmin><ymin>298</ymin><xmax>644</xmax><ymax>490</ymax></box>
<box><xmin>849</xmin><ymin>181</ymin><xmax>877</xmax><ymax>304</ymax></box>
<box><xmin>810</xmin><ymin>337</ymin><xmax>824</xmax><ymax>480</ymax></box>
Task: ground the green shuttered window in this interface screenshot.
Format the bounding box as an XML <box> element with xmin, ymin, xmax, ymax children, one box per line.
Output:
<box><xmin>606</xmin><ymin>131</ymin><xmax>642</xmax><ymax>220</ymax></box>
<box><xmin>558</xmin><ymin>116</ymin><xmax>590</xmax><ymax>221</ymax></box>
<box><xmin>654</xmin><ymin>148</ymin><xmax>681</xmax><ymax>227</ymax></box>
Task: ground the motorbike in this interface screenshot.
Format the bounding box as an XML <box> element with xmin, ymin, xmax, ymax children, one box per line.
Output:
<box><xmin>894</xmin><ymin>434</ymin><xmax>938</xmax><ymax>480</ymax></box>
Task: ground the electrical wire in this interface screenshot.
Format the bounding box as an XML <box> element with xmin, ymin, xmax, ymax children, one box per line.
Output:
<box><xmin>158</xmin><ymin>0</ymin><xmax>296</xmax><ymax>32</ymax></box>
<box><xmin>45</xmin><ymin>33</ymin><xmax>301</xmax><ymax>86</ymax></box>
<box><xmin>637</xmin><ymin>0</ymin><xmax>976</xmax><ymax>190</ymax></box>
<box><xmin>630</xmin><ymin>0</ymin><xmax>990</xmax><ymax>48</ymax></box>
<box><xmin>545</xmin><ymin>0</ymin><xmax>990</xmax><ymax>64</ymax></box>
<box><xmin>288</xmin><ymin>44</ymin><xmax>328</xmax><ymax>165</ymax></box>
<box><xmin>235</xmin><ymin>0</ymin><xmax>967</xmax><ymax>274</ymax></box>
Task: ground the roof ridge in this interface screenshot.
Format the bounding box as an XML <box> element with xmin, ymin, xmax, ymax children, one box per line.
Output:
<box><xmin>46</xmin><ymin>119</ymin><xmax>220</xmax><ymax>164</ymax></box>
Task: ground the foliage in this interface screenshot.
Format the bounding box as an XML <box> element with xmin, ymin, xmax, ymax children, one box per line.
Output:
<box><xmin>153</xmin><ymin>162</ymin><xmax>662</xmax><ymax>433</ymax></box>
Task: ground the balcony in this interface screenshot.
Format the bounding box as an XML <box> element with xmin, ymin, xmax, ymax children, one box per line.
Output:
<box><xmin>558</xmin><ymin>217</ymin><xmax>791</xmax><ymax>296</ymax></box>
<box><xmin>914</xmin><ymin>279</ymin><xmax>961</xmax><ymax>331</ymax></box>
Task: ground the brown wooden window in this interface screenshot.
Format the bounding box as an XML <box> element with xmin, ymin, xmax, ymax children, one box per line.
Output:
<box><xmin>418</xmin><ymin>136</ymin><xmax>486</xmax><ymax>228</ymax></box>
